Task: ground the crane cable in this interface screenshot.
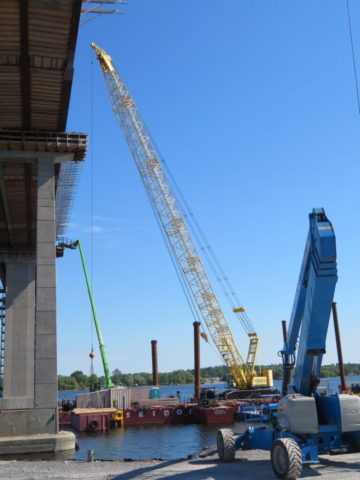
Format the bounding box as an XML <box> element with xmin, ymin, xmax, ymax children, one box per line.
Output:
<box><xmin>90</xmin><ymin>49</ymin><xmax>226</xmax><ymax>367</ymax></box>
<box><xmin>143</xmin><ymin>182</ymin><xmax>226</xmax><ymax>366</ymax></box>
<box><xmin>154</xmin><ymin>140</ymin><xmax>255</xmax><ymax>334</ymax></box>
<box><xmin>145</xmin><ymin>123</ymin><xmax>256</xmax><ymax>335</ymax></box>
<box><xmin>145</xmin><ymin>185</ymin><xmax>202</xmax><ymax>325</ymax></box>
<box><xmin>89</xmin><ymin>47</ymin><xmax>94</xmax><ymax>351</ymax></box>
<box><xmin>346</xmin><ymin>0</ymin><xmax>360</xmax><ymax>115</ymax></box>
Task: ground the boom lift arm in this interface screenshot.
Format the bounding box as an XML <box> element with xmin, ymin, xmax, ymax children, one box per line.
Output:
<box><xmin>280</xmin><ymin>208</ymin><xmax>338</xmax><ymax>396</ymax></box>
<box><xmin>91</xmin><ymin>42</ymin><xmax>271</xmax><ymax>390</ymax></box>
<box><xmin>216</xmin><ymin>209</ymin><xmax>360</xmax><ymax>480</ymax></box>
<box><xmin>59</xmin><ymin>238</ymin><xmax>114</xmax><ymax>389</ymax></box>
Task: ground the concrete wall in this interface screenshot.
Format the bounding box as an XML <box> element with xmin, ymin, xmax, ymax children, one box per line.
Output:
<box><xmin>1</xmin><ymin>259</ymin><xmax>36</xmax><ymax>409</ymax></box>
<box><xmin>35</xmin><ymin>158</ymin><xmax>58</xmax><ymax>411</ymax></box>
<box><xmin>0</xmin><ymin>155</ymin><xmax>59</xmax><ymax>437</ymax></box>
<box><xmin>0</xmin><ymin>409</ymin><xmax>57</xmax><ymax>437</ymax></box>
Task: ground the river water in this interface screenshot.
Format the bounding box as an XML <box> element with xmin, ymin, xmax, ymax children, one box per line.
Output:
<box><xmin>56</xmin><ymin>382</ymin><xmax>234</xmax><ymax>461</ymax></box>
<box><xmin>7</xmin><ymin>377</ymin><xmax>360</xmax><ymax>461</ymax></box>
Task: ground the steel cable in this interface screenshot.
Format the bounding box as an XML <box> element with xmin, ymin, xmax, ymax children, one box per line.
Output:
<box><xmin>146</xmin><ymin>125</ymin><xmax>256</xmax><ymax>335</ymax></box>
<box><xmin>346</xmin><ymin>0</ymin><xmax>360</xmax><ymax>114</ymax></box>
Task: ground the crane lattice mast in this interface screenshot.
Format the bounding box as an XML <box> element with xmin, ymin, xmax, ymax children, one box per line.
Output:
<box><xmin>91</xmin><ymin>43</ymin><xmax>258</xmax><ymax>389</ymax></box>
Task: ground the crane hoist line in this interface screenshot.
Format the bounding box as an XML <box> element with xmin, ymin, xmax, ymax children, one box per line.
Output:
<box><xmin>91</xmin><ymin>42</ymin><xmax>273</xmax><ymax>391</ymax></box>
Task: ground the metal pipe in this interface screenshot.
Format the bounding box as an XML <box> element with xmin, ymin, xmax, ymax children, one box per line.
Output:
<box><xmin>151</xmin><ymin>340</ymin><xmax>159</xmax><ymax>386</ymax></box>
<box><xmin>332</xmin><ymin>302</ymin><xmax>347</xmax><ymax>391</ymax></box>
<box><xmin>193</xmin><ymin>322</ymin><xmax>201</xmax><ymax>402</ymax></box>
<box><xmin>281</xmin><ymin>320</ymin><xmax>288</xmax><ymax>344</ymax></box>
<box><xmin>281</xmin><ymin>320</ymin><xmax>292</xmax><ymax>397</ymax></box>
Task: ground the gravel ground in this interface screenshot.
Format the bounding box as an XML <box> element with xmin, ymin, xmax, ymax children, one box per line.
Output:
<box><xmin>1</xmin><ymin>446</ymin><xmax>360</xmax><ymax>480</ymax></box>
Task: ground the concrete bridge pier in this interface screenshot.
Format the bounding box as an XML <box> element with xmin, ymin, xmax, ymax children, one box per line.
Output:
<box><xmin>0</xmin><ymin>152</ymin><xmax>78</xmax><ymax>454</ymax></box>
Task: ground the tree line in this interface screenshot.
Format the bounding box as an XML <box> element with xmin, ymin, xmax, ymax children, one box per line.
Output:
<box><xmin>58</xmin><ymin>363</ymin><xmax>360</xmax><ymax>391</ymax></box>
<box><xmin>259</xmin><ymin>363</ymin><xmax>360</xmax><ymax>380</ymax></box>
<box><xmin>58</xmin><ymin>369</ymin><xmax>196</xmax><ymax>391</ymax></box>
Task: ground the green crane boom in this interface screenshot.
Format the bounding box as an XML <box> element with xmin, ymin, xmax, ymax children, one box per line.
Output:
<box><xmin>59</xmin><ymin>238</ymin><xmax>114</xmax><ymax>389</ymax></box>
<box><xmin>72</xmin><ymin>240</ymin><xmax>114</xmax><ymax>389</ymax></box>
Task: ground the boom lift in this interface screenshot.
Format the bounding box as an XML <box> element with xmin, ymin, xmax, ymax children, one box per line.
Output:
<box><xmin>58</xmin><ymin>238</ymin><xmax>114</xmax><ymax>390</ymax></box>
<box><xmin>91</xmin><ymin>42</ymin><xmax>272</xmax><ymax>392</ymax></box>
<box><xmin>216</xmin><ymin>208</ymin><xmax>360</xmax><ymax>480</ymax></box>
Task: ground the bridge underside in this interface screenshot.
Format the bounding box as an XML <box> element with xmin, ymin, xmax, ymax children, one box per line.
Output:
<box><xmin>0</xmin><ymin>0</ymin><xmax>87</xmax><ymax>452</ymax></box>
<box><xmin>0</xmin><ymin>0</ymin><xmax>82</xmax><ymax>131</ymax></box>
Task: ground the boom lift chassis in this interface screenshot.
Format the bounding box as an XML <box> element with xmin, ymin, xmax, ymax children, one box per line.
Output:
<box><xmin>217</xmin><ymin>209</ymin><xmax>360</xmax><ymax>480</ymax></box>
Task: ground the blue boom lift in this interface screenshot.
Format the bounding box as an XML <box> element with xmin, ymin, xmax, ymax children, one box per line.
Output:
<box><xmin>217</xmin><ymin>208</ymin><xmax>360</xmax><ymax>479</ymax></box>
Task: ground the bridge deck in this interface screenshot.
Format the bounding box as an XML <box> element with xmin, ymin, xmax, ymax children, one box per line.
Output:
<box><xmin>0</xmin><ymin>0</ymin><xmax>82</xmax><ymax>132</ymax></box>
<box><xmin>0</xmin><ymin>0</ymin><xmax>86</xmax><ymax>242</ymax></box>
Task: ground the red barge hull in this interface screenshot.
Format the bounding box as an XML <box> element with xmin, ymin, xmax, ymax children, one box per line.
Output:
<box><xmin>123</xmin><ymin>404</ymin><xmax>235</xmax><ymax>425</ymax></box>
<box><xmin>62</xmin><ymin>404</ymin><xmax>236</xmax><ymax>431</ymax></box>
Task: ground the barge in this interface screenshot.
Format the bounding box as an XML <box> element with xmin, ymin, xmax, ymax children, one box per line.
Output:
<box><xmin>63</xmin><ymin>404</ymin><xmax>237</xmax><ymax>431</ymax></box>
<box><xmin>59</xmin><ymin>386</ymin><xmax>279</xmax><ymax>431</ymax></box>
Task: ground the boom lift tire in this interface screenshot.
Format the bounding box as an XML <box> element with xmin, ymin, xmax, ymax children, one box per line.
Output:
<box><xmin>217</xmin><ymin>429</ymin><xmax>235</xmax><ymax>462</ymax></box>
<box><xmin>271</xmin><ymin>438</ymin><xmax>302</xmax><ymax>480</ymax></box>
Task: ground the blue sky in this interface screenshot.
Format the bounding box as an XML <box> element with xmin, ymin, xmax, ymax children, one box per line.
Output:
<box><xmin>57</xmin><ymin>1</ymin><xmax>360</xmax><ymax>377</ymax></box>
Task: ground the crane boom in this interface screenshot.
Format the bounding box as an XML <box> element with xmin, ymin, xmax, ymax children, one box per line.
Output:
<box><xmin>58</xmin><ymin>237</ymin><xmax>114</xmax><ymax>389</ymax></box>
<box><xmin>74</xmin><ymin>239</ymin><xmax>114</xmax><ymax>390</ymax></box>
<box><xmin>91</xmin><ymin>43</ymin><xmax>271</xmax><ymax>390</ymax></box>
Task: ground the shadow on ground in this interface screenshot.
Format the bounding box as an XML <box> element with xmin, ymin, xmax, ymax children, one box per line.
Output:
<box><xmin>108</xmin><ymin>454</ymin><xmax>360</xmax><ymax>480</ymax></box>
<box><xmin>110</xmin><ymin>458</ymin><xmax>276</xmax><ymax>480</ymax></box>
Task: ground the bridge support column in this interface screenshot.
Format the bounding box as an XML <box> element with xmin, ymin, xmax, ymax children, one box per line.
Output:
<box><xmin>0</xmin><ymin>154</ymin><xmax>75</xmax><ymax>453</ymax></box>
<box><xmin>35</xmin><ymin>157</ymin><xmax>58</xmax><ymax>416</ymax></box>
<box><xmin>2</xmin><ymin>257</ymin><xmax>36</xmax><ymax>409</ymax></box>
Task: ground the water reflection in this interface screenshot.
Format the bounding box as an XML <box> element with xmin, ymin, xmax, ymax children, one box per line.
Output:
<box><xmin>62</xmin><ymin>422</ymin><xmax>235</xmax><ymax>461</ymax></box>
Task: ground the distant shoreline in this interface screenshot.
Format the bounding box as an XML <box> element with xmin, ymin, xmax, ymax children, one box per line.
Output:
<box><xmin>57</xmin><ymin>376</ymin><xmax>360</xmax><ymax>392</ymax></box>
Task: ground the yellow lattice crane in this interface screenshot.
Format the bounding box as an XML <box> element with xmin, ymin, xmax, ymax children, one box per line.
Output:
<box><xmin>91</xmin><ymin>43</ymin><xmax>273</xmax><ymax>391</ymax></box>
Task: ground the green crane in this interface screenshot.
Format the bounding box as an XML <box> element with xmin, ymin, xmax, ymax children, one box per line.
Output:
<box><xmin>58</xmin><ymin>238</ymin><xmax>114</xmax><ymax>389</ymax></box>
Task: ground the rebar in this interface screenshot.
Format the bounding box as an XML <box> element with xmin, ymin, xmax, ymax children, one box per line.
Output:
<box><xmin>56</xmin><ymin>160</ymin><xmax>84</xmax><ymax>236</ymax></box>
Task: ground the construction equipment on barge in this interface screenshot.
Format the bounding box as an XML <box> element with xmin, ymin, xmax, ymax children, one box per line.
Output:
<box><xmin>91</xmin><ymin>42</ymin><xmax>274</xmax><ymax>396</ymax></box>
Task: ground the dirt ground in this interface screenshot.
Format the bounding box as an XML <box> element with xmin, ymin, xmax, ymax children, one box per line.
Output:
<box><xmin>1</xmin><ymin>446</ymin><xmax>360</xmax><ymax>480</ymax></box>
